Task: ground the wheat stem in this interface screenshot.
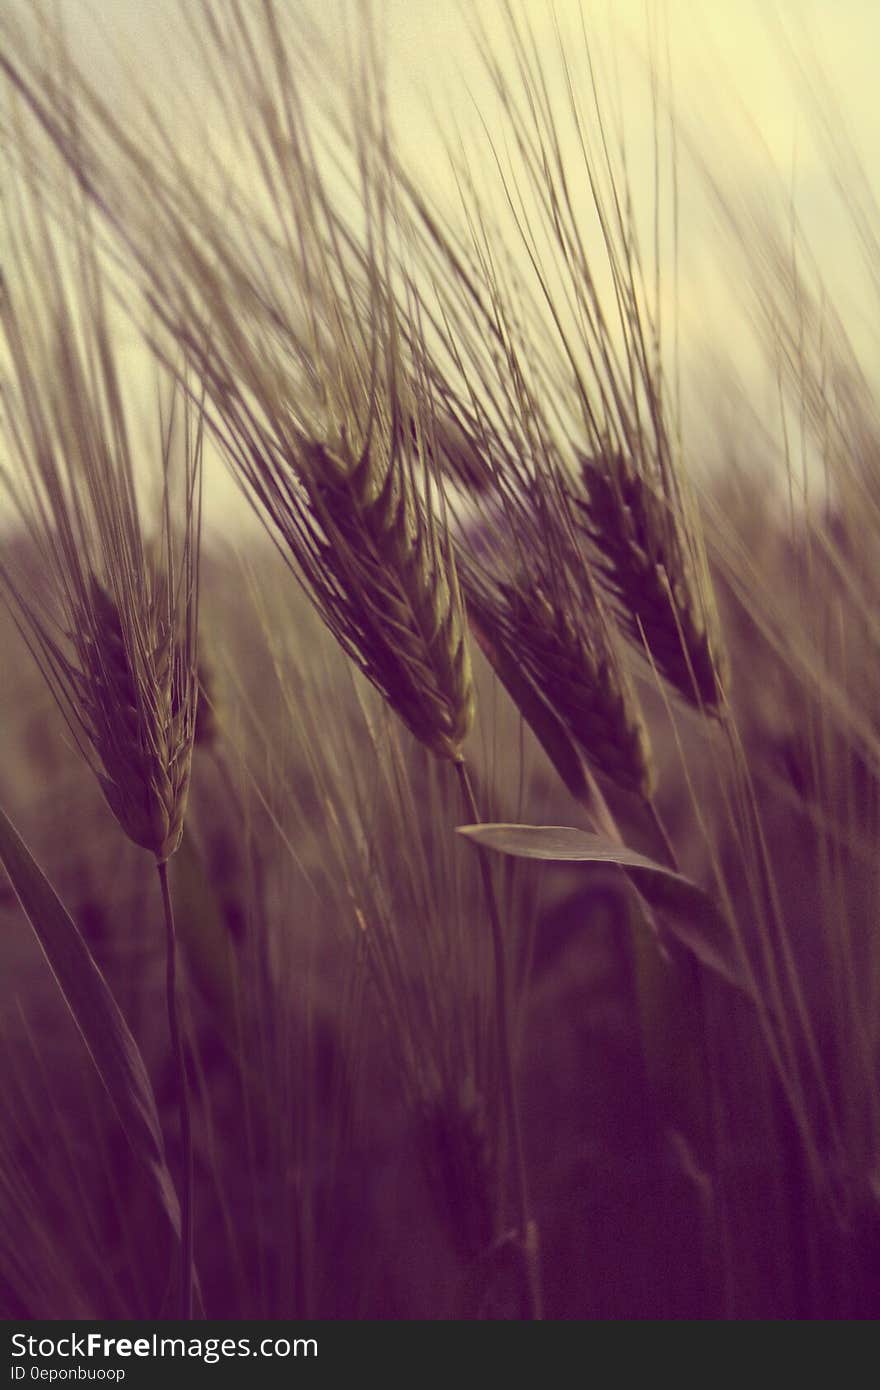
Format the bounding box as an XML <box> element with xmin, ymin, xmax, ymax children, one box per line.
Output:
<box><xmin>157</xmin><ymin>858</ymin><xmax>194</xmax><ymax>1320</ymax></box>
<box><xmin>456</xmin><ymin>759</ymin><xmax>541</xmax><ymax>1319</ymax></box>
<box><xmin>642</xmin><ymin>797</ymin><xmax>729</xmax><ymax>1309</ymax></box>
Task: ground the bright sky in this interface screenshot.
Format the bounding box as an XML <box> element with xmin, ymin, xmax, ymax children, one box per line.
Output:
<box><xmin>6</xmin><ymin>0</ymin><xmax>879</xmax><ymax>521</ymax></box>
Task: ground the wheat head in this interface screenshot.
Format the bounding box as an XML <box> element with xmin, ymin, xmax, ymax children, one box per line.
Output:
<box><xmin>74</xmin><ymin>576</ymin><xmax>195</xmax><ymax>862</ymax></box>
<box><xmin>301</xmin><ymin>433</ymin><xmax>474</xmax><ymax>761</ymax></box>
<box><xmin>502</xmin><ymin>573</ymin><xmax>655</xmax><ymax>799</ymax></box>
<box><xmin>0</xmin><ymin>171</ymin><xmax>202</xmax><ymax>864</ymax></box>
<box><xmin>577</xmin><ymin>451</ymin><xmax>728</xmax><ymax>713</ymax></box>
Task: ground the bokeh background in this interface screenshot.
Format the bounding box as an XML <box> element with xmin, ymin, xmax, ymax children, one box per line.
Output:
<box><xmin>2</xmin><ymin>0</ymin><xmax>879</xmax><ymax>1321</ymax></box>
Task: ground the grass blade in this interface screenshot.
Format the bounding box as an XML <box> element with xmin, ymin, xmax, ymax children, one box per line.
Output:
<box><xmin>0</xmin><ymin>804</ymin><xmax>182</xmax><ymax>1240</ymax></box>
<box><xmin>457</xmin><ymin>822</ymin><xmax>749</xmax><ymax>996</ymax></box>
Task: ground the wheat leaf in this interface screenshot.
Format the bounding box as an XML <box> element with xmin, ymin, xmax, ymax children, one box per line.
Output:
<box><xmin>457</xmin><ymin>822</ymin><xmax>748</xmax><ymax>995</ymax></box>
<box><xmin>0</xmin><ymin>804</ymin><xmax>182</xmax><ymax>1240</ymax></box>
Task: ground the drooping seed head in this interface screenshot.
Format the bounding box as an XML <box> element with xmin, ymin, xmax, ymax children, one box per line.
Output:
<box><xmin>501</xmin><ymin>573</ymin><xmax>655</xmax><ymax>799</ymax></box>
<box><xmin>577</xmin><ymin>451</ymin><xmax>729</xmax><ymax>714</ymax></box>
<box><xmin>300</xmin><ymin>431</ymin><xmax>475</xmax><ymax>762</ymax></box>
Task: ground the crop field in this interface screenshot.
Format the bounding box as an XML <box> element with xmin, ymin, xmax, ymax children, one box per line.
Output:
<box><xmin>1</xmin><ymin>0</ymin><xmax>879</xmax><ymax>1320</ymax></box>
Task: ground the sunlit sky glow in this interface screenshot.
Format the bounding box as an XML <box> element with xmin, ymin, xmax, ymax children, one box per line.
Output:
<box><xmin>6</xmin><ymin>1</ymin><xmax>879</xmax><ymax>524</ymax></box>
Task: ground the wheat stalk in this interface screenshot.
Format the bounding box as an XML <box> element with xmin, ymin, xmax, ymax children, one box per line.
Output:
<box><xmin>0</xmin><ymin>6</ymin><xmax>496</xmax><ymax>1307</ymax></box>
<box><xmin>0</xmin><ymin>170</ymin><xmax>201</xmax><ymax>1317</ymax></box>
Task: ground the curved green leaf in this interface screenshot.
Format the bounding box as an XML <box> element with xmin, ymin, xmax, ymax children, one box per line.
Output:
<box><xmin>0</xmin><ymin>804</ymin><xmax>181</xmax><ymax>1240</ymax></box>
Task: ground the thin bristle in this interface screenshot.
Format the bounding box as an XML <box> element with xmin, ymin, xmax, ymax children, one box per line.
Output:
<box><xmin>193</xmin><ymin>653</ymin><xmax>220</xmax><ymax>751</ymax></box>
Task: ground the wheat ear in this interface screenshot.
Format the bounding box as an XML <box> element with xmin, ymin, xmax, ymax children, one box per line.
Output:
<box><xmin>302</xmin><ymin>435</ymin><xmax>475</xmax><ymax>762</ymax></box>
<box><xmin>77</xmin><ymin>576</ymin><xmax>195</xmax><ymax>863</ymax></box>
<box><xmin>500</xmin><ymin>573</ymin><xmax>655</xmax><ymax>801</ymax></box>
<box><xmin>577</xmin><ymin>452</ymin><xmax>728</xmax><ymax>712</ymax></box>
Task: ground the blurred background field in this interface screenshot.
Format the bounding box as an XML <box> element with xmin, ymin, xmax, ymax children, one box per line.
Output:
<box><xmin>2</xmin><ymin>0</ymin><xmax>880</xmax><ymax>1321</ymax></box>
<box><xmin>2</xmin><ymin>517</ymin><xmax>876</xmax><ymax>1318</ymax></box>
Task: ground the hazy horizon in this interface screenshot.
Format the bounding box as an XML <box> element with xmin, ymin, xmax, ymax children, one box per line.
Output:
<box><xmin>5</xmin><ymin>1</ymin><xmax>879</xmax><ymax>526</ymax></box>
